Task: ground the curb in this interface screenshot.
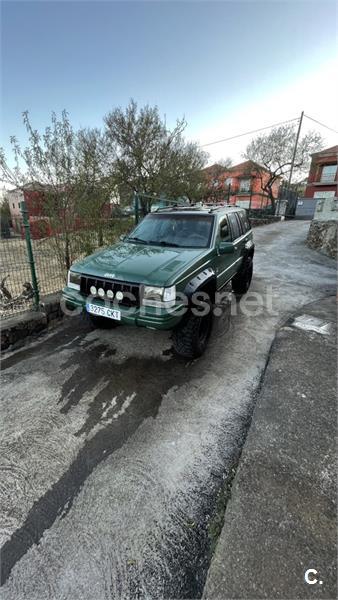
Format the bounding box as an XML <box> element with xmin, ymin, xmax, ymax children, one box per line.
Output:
<box><xmin>0</xmin><ymin>293</ymin><xmax>63</xmax><ymax>352</ymax></box>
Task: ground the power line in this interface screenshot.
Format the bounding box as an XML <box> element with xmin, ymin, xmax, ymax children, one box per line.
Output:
<box><xmin>200</xmin><ymin>117</ymin><xmax>299</xmax><ymax>148</ymax></box>
<box><xmin>304</xmin><ymin>114</ymin><xmax>338</xmax><ymax>134</ymax></box>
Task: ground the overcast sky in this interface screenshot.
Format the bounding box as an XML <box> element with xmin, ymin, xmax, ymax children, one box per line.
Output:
<box><xmin>1</xmin><ymin>0</ymin><xmax>337</xmax><ymax>166</ymax></box>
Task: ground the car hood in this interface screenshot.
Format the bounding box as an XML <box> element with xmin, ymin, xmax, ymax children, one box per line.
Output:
<box><xmin>72</xmin><ymin>242</ymin><xmax>210</xmax><ymax>286</ymax></box>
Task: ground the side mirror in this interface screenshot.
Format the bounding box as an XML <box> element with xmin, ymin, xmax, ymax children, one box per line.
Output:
<box><xmin>120</xmin><ymin>235</ymin><xmax>126</xmax><ymax>242</ymax></box>
<box><xmin>218</xmin><ymin>241</ymin><xmax>235</xmax><ymax>255</ymax></box>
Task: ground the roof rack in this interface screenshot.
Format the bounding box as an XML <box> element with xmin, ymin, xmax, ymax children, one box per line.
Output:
<box><xmin>154</xmin><ymin>202</ymin><xmax>236</xmax><ymax>214</ymax></box>
<box><xmin>155</xmin><ymin>204</ymin><xmax>202</xmax><ymax>212</ymax></box>
<box><xmin>204</xmin><ymin>203</ymin><xmax>234</xmax><ymax>213</ymax></box>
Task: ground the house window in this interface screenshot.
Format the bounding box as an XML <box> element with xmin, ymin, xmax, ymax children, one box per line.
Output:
<box><xmin>239</xmin><ymin>178</ymin><xmax>251</xmax><ymax>192</ymax></box>
<box><xmin>12</xmin><ymin>203</ymin><xmax>15</xmax><ymax>208</ymax></box>
<box><xmin>313</xmin><ymin>191</ymin><xmax>335</xmax><ymax>199</ymax></box>
<box><xmin>225</xmin><ymin>177</ymin><xmax>232</xmax><ymax>186</ymax></box>
<box><xmin>320</xmin><ymin>164</ymin><xmax>337</xmax><ymax>183</ymax></box>
<box><xmin>213</xmin><ymin>179</ymin><xmax>219</xmax><ymax>188</ymax></box>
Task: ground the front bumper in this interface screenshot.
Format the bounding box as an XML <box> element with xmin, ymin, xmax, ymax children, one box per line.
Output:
<box><xmin>62</xmin><ymin>287</ymin><xmax>185</xmax><ymax>330</ymax></box>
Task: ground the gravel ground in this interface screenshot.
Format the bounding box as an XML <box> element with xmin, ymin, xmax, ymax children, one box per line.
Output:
<box><xmin>0</xmin><ymin>220</ymin><xmax>336</xmax><ymax>599</ymax></box>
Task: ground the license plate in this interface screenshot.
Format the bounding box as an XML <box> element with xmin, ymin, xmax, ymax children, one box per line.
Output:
<box><xmin>86</xmin><ymin>303</ymin><xmax>121</xmax><ymax>321</ymax></box>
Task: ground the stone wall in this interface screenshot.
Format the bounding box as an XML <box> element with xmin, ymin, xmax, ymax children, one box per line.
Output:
<box><xmin>250</xmin><ymin>216</ymin><xmax>282</xmax><ymax>227</ymax></box>
<box><xmin>1</xmin><ymin>293</ymin><xmax>63</xmax><ymax>352</ymax></box>
<box><xmin>307</xmin><ymin>220</ymin><xmax>337</xmax><ymax>259</ymax></box>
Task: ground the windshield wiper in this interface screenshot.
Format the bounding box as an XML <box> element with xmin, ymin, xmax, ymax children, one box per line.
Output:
<box><xmin>149</xmin><ymin>240</ymin><xmax>180</xmax><ymax>247</ymax></box>
<box><xmin>126</xmin><ymin>236</ymin><xmax>148</xmax><ymax>245</ymax></box>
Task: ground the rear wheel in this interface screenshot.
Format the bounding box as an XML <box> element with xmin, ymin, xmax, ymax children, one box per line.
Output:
<box><xmin>172</xmin><ymin>299</ymin><xmax>213</xmax><ymax>359</ymax></box>
<box><xmin>89</xmin><ymin>314</ymin><xmax>119</xmax><ymax>329</ymax></box>
<box><xmin>232</xmin><ymin>257</ymin><xmax>253</xmax><ymax>295</ymax></box>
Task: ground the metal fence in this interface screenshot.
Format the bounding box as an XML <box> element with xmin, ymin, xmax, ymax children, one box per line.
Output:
<box><xmin>0</xmin><ymin>208</ymin><xmax>134</xmax><ymax>319</ymax></box>
<box><xmin>247</xmin><ymin>206</ymin><xmax>275</xmax><ymax>219</ymax></box>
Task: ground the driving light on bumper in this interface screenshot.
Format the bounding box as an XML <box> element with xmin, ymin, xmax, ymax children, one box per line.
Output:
<box><xmin>142</xmin><ymin>285</ymin><xmax>176</xmax><ymax>308</ymax></box>
<box><xmin>68</xmin><ymin>270</ymin><xmax>81</xmax><ymax>291</ymax></box>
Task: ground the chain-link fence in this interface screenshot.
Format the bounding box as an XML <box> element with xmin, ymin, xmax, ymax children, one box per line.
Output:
<box><xmin>0</xmin><ymin>215</ymin><xmax>134</xmax><ymax>319</ymax></box>
<box><xmin>0</xmin><ymin>233</ymin><xmax>35</xmax><ymax>318</ymax></box>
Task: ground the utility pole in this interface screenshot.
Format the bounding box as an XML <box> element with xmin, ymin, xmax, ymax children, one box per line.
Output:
<box><xmin>287</xmin><ymin>111</ymin><xmax>304</xmax><ymax>193</ymax></box>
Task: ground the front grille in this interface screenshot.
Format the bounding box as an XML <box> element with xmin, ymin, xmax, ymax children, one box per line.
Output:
<box><xmin>80</xmin><ymin>275</ymin><xmax>140</xmax><ymax>308</ymax></box>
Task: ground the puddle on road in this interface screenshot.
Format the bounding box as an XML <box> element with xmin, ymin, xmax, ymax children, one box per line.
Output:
<box><xmin>59</xmin><ymin>347</ymin><xmax>189</xmax><ymax>437</ymax></box>
<box><xmin>291</xmin><ymin>314</ymin><xmax>334</xmax><ymax>335</ymax></box>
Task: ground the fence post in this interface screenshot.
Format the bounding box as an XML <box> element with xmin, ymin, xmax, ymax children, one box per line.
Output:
<box><xmin>20</xmin><ymin>201</ymin><xmax>40</xmax><ymax>309</ymax></box>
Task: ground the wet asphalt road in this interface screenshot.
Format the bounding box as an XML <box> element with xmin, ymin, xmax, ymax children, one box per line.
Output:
<box><xmin>0</xmin><ymin>221</ymin><xmax>336</xmax><ymax>599</ymax></box>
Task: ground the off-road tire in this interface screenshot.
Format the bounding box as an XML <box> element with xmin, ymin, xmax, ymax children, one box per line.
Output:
<box><xmin>172</xmin><ymin>300</ymin><xmax>213</xmax><ymax>359</ymax></box>
<box><xmin>232</xmin><ymin>257</ymin><xmax>253</xmax><ymax>295</ymax></box>
<box><xmin>89</xmin><ymin>314</ymin><xmax>119</xmax><ymax>329</ymax></box>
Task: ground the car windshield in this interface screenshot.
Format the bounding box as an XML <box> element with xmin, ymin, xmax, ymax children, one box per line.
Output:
<box><xmin>126</xmin><ymin>213</ymin><xmax>214</xmax><ymax>248</ymax></box>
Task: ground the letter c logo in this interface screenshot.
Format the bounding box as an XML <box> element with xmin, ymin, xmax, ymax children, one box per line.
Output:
<box><xmin>305</xmin><ymin>569</ymin><xmax>318</xmax><ymax>584</ymax></box>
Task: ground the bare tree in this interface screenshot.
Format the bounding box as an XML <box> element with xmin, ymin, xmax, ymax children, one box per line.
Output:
<box><xmin>217</xmin><ymin>158</ymin><xmax>233</xmax><ymax>170</ymax></box>
<box><xmin>244</xmin><ymin>124</ymin><xmax>323</xmax><ymax>210</ymax></box>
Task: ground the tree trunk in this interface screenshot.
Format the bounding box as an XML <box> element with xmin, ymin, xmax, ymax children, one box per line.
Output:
<box><xmin>268</xmin><ymin>188</ymin><xmax>276</xmax><ymax>212</ymax></box>
<box><xmin>65</xmin><ymin>234</ymin><xmax>71</xmax><ymax>270</ymax></box>
<box><xmin>97</xmin><ymin>222</ymin><xmax>104</xmax><ymax>246</ymax></box>
<box><xmin>262</xmin><ymin>182</ymin><xmax>276</xmax><ymax>213</ymax></box>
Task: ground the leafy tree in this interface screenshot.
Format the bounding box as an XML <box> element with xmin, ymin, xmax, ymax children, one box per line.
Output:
<box><xmin>202</xmin><ymin>158</ymin><xmax>233</xmax><ymax>203</ymax></box>
<box><xmin>244</xmin><ymin>124</ymin><xmax>323</xmax><ymax>210</ymax></box>
<box><xmin>0</xmin><ymin>196</ymin><xmax>11</xmax><ymax>221</ymax></box>
<box><xmin>0</xmin><ymin>196</ymin><xmax>11</xmax><ymax>238</ymax></box>
<box><xmin>73</xmin><ymin>127</ymin><xmax>115</xmax><ymax>246</ymax></box>
<box><xmin>0</xmin><ymin>101</ymin><xmax>208</xmax><ymax>272</ymax></box>
<box><xmin>104</xmin><ymin>100</ymin><xmax>207</xmax><ymax>213</ymax></box>
<box><xmin>0</xmin><ymin>111</ymin><xmax>114</xmax><ymax>271</ymax></box>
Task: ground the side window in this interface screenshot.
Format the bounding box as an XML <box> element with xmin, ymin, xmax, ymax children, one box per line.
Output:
<box><xmin>235</xmin><ymin>213</ymin><xmax>244</xmax><ymax>236</ymax></box>
<box><xmin>227</xmin><ymin>213</ymin><xmax>241</xmax><ymax>240</ymax></box>
<box><xmin>243</xmin><ymin>212</ymin><xmax>251</xmax><ymax>232</ymax></box>
<box><xmin>219</xmin><ymin>217</ymin><xmax>231</xmax><ymax>241</ymax></box>
<box><xmin>237</xmin><ymin>210</ymin><xmax>251</xmax><ymax>234</ymax></box>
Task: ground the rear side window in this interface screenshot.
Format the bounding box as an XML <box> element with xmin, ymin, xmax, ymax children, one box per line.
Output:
<box><xmin>219</xmin><ymin>217</ymin><xmax>231</xmax><ymax>241</ymax></box>
<box><xmin>227</xmin><ymin>213</ymin><xmax>241</xmax><ymax>240</ymax></box>
<box><xmin>237</xmin><ymin>210</ymin><xmax>251</xmax><ymax>234</ymax></box>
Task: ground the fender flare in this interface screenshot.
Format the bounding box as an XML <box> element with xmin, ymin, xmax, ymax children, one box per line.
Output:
<box><xmin>184</xmin><ymin>267</ymin><xmax>216</xmax><ymax>303</ymax></box>
<box><xmin>242</xmin><ymin>239</ymin><xmax>255</xmax><ymax>258</ymax></box>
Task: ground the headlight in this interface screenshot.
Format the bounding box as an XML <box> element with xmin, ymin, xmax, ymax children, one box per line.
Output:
<box><xmin>67</xmin><ymin>270</ymin><xmax>81</xmax><ymax>291</ymax></box>
<box><xmin>142</xmin><ymin>285</ymin><xmax>176</xmax><ymax>307</ymax></box>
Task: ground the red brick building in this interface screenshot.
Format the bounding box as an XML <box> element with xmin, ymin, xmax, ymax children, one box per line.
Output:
<box><xmin>203</xmin><ymin>160</ymin><xmax>280</xmax><ymax>208</ymax></box>
<box><xmin>8</xmin><ymin>182</ymin><xmax>112</xmax><ymax>239</ymax></box>
<box><xmin>304</xmin><ymin>145</ymin><xmax>338</xmax><ymax>200</ymax></box>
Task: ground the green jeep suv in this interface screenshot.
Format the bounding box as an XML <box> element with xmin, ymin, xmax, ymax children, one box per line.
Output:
<box><xmin>63</xmin><ymin>205</ymin><xmax>254</xmax><ymax>358</ymax></box>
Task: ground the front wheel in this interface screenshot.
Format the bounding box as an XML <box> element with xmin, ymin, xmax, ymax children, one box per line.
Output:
<box><xmin>232</xmin><ymin>257</ymin><xmax>253</xmax><ymax>295</ymax></box>
<box><xmin>172</xmin><ymin>301</ymin><xmax>213</xmax><ymax>359</ymax></box>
